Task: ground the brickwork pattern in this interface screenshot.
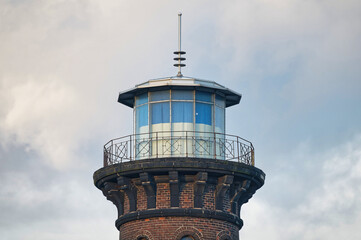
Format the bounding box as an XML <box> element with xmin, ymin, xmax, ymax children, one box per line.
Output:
<box><xmin>124</xmin><ymin>194</ymin><xmax>130</xmax><ymax>214</ymax></box>
<box><xmin>202</xmin><ymin>184</ymin><xmax>215</xmax><ymax>210</ymax></box>
<box><xmin>223</xmin><ymin>189</ymin><xmax>231</xmax><ymax>212</ymax></box>
<box><xmin>179</xmin><ymin>182</ymin><xmax>194</xmax><ymax>208</ymax></box>
<box><xmin>137</xmin><ymin>186</ymin><xmax>147</xmax><ymax>211</ymax></box>
<box><xmin>119</xmin><ymin>217</ymin><xmax>239</xmax><ymax>240</ymax></box>
<box><xmin>156</xmin><ymin>183</ymin><xmax>171</xmax><ymax>209</ymax></box>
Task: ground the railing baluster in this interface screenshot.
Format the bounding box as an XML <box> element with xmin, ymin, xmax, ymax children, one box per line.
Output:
<box><xmin>186</xmin><ymin>131</ymin><xmax>188</xmax><ymax>157</ymax></box>
<box><xmin>251</xmin><ymin>144</ymin><xmax>255</xmax><ymax>166</ymax></box>
<box><xmin>237</xmin><ymin>137</ymin><xmax>240</xmax><ymax>163</ymax></box>
<box><xmin>156</xmin><ymin>132</ymin><xmax>158</xmax><ymax>158</ymax></box>
<box><xmin>103</xmin><ymin>147</ymin><xmax>107</xmax><ymax>166</ymax></box>
<box><xmin>213</xmin><ymin>132</ymin><xmax>216</xmax><ymax>159</ymax></box>
<box><xmin>130</xmin><ymin>135</ymin><xmax>132</xmax><ymax>161</ymax></box>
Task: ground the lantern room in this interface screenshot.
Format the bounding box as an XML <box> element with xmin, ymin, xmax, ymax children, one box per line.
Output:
<box><xmin>115</xmin><ymin>76</ymin><xmax>243</xmax><ymax>160</ymax></box>
<box><xmin>118</xmin><ymin>76</ymin><xmax>241</xmax><ymax>135</ymax></box>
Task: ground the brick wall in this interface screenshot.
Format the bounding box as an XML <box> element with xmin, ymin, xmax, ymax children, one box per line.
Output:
<box><xmin>119</xmin><ymin>216</ymin><xmax>238</xmax><ymax>240</ymax></box>
<box><xmin>179</xmin><ymin>182</ymin><xmax>194</xmax><ymax>209</ymax></box>
<box><xmin>156</xmin><ymin>183</ymin><xmax>171</xmax><ymax>209</ymax></box>
<box><xmin>114</xmin><ymin>173</ymin><xmax>241</xmax><ymax>239</ymax></box>
<box><xmin>202</xmin><ymin>184</ymin><xmax>216</xmax><ymax>210</ymax></box>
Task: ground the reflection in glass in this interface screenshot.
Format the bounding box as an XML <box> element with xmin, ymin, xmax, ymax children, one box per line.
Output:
<box><xmin>151</xmin><ymin>102</ymin><xmax>170</xmax><ymax>124</ymax></box>
<box><xmin>136</xmin><ymin>92</ymin><xmax>148</xmax><ymax>106</ymax></box>
<box><xmin>150</xmin><ymin>90</ymin><xmax>169</xmax><ymax>101</ymax></box>
<box><xmin>215</xmin><ymin>106</ymin><xmax>225</xmax><ymax>133</ymax></box>
<box><xmin>195</xmin><ymin>103</ymin><xmax>212</xmax><ymax>125</ymax></box>
<box><xmin>172</xmin><ymin>90</ymin><xmax>193</xmax><ymax>100</ymax></box>
<box><xmin>196</xmin><ymin>91</ymin><xmax>212</xmax><ymax>102</ymax></box>
<box><xmin>136</xmin><ymin>104</ymin><xmax>148</xmax><ymax>129</ymax></box>
<box><xmin>172</xmin><ymin>102</ymin><xmax>193</xmax><ymax>123</ymax></box>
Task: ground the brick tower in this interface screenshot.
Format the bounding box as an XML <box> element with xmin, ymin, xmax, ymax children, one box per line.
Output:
<box><xmin>93</xmin><ymin>14</ymin><xmax>265</xmax><ymax>240</ymax></box>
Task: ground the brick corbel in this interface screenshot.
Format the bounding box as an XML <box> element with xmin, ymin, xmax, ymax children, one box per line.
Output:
<box><xmin>230</xmin><ymin>180</ymin><xmax>251</xmax><ymax>216</ymax></box>
<box><xmin>102</xmin><ymin>182</ymin><xmax>124</xmax><ymax>217</ymax></box>
<box><xmin>139</xmin><ymin>172</ymin><xmax>156</xmax><ymax>209</ymax></box>
<box><xmin>169</xmin><ymin>171</ymin><xmax>179</xmax><ymax>207</ymax></box>
<box><xmin>117</xmin><ymin>176</ymin><xmax>137</xmax><ymax>212</ymax></box>
<box><xmin>215</xmin><ymin>175</ymin><xmax>234</xmax><ymax>210</ymax></box>
<box><xmin>194</xmin><ymin>172</ymin><xmax>208</xmax><ymax>208</ymax></box>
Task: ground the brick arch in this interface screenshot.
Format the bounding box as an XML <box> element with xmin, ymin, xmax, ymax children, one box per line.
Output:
<box><xmin>216</xmin><ymin>230</ymin><xmax>232</xmax><ymax>240</ymax></box>
<box><xmin>174</xmin><ymin>226</ymin><xmax>203</xmax><ymax>240</ymax></box>
<box><xmin>135</xmin><ymin>230</ymin><xmax>154</xmax><ymax>240</ymax></box>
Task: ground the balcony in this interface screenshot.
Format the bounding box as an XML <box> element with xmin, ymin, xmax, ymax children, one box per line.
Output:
<box><xmin>103</xmin><ymin>131</ymin><xmax>254</xmax><ymax>167</ymax></box>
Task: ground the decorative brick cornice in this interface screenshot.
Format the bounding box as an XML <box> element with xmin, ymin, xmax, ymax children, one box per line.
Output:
<box><xmin>93</xmin><ymin>158</ymin><xmax>265</xmax><ymax>188</ymax></box>
<box><xmin>115</xmin><ymin>208</ymin><xmax>243</xmax><ymax>229</ymax></box>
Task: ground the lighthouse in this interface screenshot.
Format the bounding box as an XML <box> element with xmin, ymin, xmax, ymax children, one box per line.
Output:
<box><xmin>93</xmin><ymin>13</ymin><xmax>265</xmax><ymax>240</ymax></box>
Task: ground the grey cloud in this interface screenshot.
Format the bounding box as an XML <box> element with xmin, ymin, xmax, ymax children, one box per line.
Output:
<box><xmin>1</xmin><ymin>1</ymin><xmax>361</xmax><ymax>240</ymax></box>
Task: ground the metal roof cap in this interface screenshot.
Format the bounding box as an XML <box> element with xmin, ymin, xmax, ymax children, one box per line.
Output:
<box><xmin>118</xmin><ymin>76</ymin><xmax>242</xmax><ymax>108</ymax></box>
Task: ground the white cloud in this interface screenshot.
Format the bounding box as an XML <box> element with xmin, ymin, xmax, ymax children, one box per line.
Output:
<box><xmin>241</xmin><ymin>135</ymin><xmax>361</xmax><ymax>240</ymax></box>
<box><xmin>0</xmin><ymin>77</ymin><xmax>83</xmax><ymax>168</ymax></box>
<box><xmin>215</xmin><ymin>0</ymin><xmax>361</xmax><ymax>109</ymax></box>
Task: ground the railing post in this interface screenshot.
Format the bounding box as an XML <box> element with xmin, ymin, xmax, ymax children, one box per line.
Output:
<box><xmin>237</xmin><ymin>137</ymin><xmax>240</xmax><ymax>163</ymax></box>
<box><xmin>156</xmin><ymin>132</ymin><xmax>158</xmax><ymax>158</ymax></box>
<box><xmin>213</xmin><ymin>132</ymin><xmax>216</xmax><ymax>159</ymax></box>
<box><xmin>186</xmin><ymin>131</ymin><xmax>188</xmax><ymax>157</ymax></box>
<box><xmin>149</xmin><ymin>132</ymin><xmax>151</xmax><ymax>158</ymax></box>
<box><xmin>251</xmin><ymin>145</ymin><xmax>255</xmax><ymax>166</ymax></box>
<box><xmin>129</xmin><ymin>135</ymin><xmax>132</xmax><ymax>161</ymax></box>
<box><xmin>103</xmin><ymin>147</ymin><xmax>107</xmax><ymax>167</ymax></box>
<box><xmin>111</xmin><ymin>140</ymin><xmax>114</xmax><ymax>164</ymax></box>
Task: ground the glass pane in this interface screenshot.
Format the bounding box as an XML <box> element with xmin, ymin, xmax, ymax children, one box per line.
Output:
<box><xmin>215</xmin><ymin>94</ymin><xmax>225</xmax><ymax>107</ymax></box>
<box><xmin>172</xmin><ymin>90</ymin><xmax>193</xmax><ymax>100</ymax></box>
<box><xmin>136</xmin><ymin>93</ymin><xmax>148</xmax><ymax>106</ymax></box>
<box><xmin>151</xmin><ymin>102</ymin><xmax>170</xmax><ymax>124</ymax></box>
<box><xmin>196</xmin><ymin>91</ymin><xmax>212</xmax><ymax>102</ymax></box>
<box><xmin>181</xmin><ymin>237</ymin><xmax>194</xmax><ymax>240</ymax></box>
<box><xmin>195</xmin><ymin>103</ymin><xmax>212</xmax><ymax>125</ymax></box>
<box><xmin>215</xmin><ymin>106</ymin><xmax>225</xmax><ymax>133</ymax></box>
<box><xmin>136</xmin><ymin>104</ymin><xmax>148</xmax><ymax>128</ymax></box>
<box><xmin>172</xmin><ymin>102</ymin><xmax>193</xmax><ymax>123</ymax></box>
<box><xmin>150</xmin><ymin>90</ymin><xmax>170</xmax><ymax>101</ymax></box>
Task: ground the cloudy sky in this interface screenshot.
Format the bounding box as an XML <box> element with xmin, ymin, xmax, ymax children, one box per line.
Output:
<box><xmin>1</xmin><ymin>0</ymin><xmax>361</xmax><ymax>239</ymax></box>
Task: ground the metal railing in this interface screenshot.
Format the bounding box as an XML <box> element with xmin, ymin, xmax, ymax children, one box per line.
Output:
<box><xmin>103</xmin><ymin>131</ymin><xmax>255</xmax><ymax>166</ymax></box>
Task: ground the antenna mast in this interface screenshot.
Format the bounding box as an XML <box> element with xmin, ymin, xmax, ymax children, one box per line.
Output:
<box><xmin>174</xmin><ymin>13</ymin><xmax>186</xmax><ymax>77</ymax></box>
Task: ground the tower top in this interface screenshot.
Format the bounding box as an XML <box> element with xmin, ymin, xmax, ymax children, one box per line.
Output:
<box><xmin>117</xmin><ymin>76</ymin><xmax>242</xmax><ymax>108</ymax></box>
<box><xmin>173</xmin><ymin>13</ymin><xmax>186</xmax><ymax>77</ymax></box>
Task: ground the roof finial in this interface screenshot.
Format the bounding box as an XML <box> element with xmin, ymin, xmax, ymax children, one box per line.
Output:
<box><xmin>173</xmin><ymin>12</ymin><xmax>186</xmax><ymax>77</ymax></box>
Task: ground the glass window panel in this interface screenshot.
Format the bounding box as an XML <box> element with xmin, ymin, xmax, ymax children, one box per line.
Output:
<box><xmin>150</xmin><ymin>90</ymin><xmax>170</xmax><ymax>102</ymax></box>
<box><xmin>196</xmin><ymin>91</ymin><xmax>212</xmax><ymax>102</ymax></box>
<box><xmin>172</xmin><ymin>102</ymin><xmax>193</xmax><ymax>123</ymax></box>
<box><xmin>151</xmin><ymin>102</ymin><xmax>170</xmax><ymax>124</ymax></box>
<box><xmin>136</xmin><ymin>104</ymin><xmax>148</xmax><ymax>128</ymax></box>
<box><xmin>195</xmin><ymin>103</ymin><xmax>212</xmax><ymax>125</ymax></box>
<box><xmin>215</xmin><ymin>94</ymin><xmax>225</xmax><ymax>107</ymax></box>
<box><xmin>136</xmin><ymin>93</ymin><xmax>148</xmax><ymax>106</ymax></box>
<box><xmin>215</xmin><ymin>106</ymin><xmax>225</xmax><ymax>133</ymax></box>
<box><xmin>172</xmin><ymin>90</ymin><xmax>193</xmax><ymax>100</ymax></box>
<box><xmin>180</xmin><ymin>237</ymin><xmax>194</xmax><ymax>240</ymax></box>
